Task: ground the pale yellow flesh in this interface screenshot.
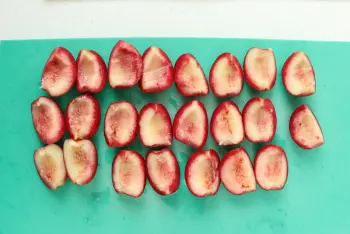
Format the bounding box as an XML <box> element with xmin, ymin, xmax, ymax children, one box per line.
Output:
<box><xmin>255</xmin><ymin>147</ymin><xmax>287</xmax><ymax>190</ymax></box>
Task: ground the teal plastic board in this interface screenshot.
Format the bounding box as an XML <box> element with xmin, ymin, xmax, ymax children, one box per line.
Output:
<box><xmin>0</xmin><ymin>38</ymin><xmax>348</xmax><ymax>234</ymax></box>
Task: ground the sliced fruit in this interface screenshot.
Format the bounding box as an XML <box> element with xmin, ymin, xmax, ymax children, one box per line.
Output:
<box><xmin>282</xmin><ymin>52</ymin><xmax>316</xmax><ymax>96</ymax></box>
<box><xmin>63</xmin><ymin>139</ymin><xmax>98</xmax><ymax>185</ymax></box>
<box><xmin>112</xmin><ymin>150</ymin><xmax>146</xmax><ymax>198</ymax></box>
<box><xmin>41</xmin><ymin>47</ymin><xmax>77</xmax><ymax>97</ymax></box>
<box><xmin>138</xmin><ymin>103</ymin><xmax>172</xmax><ymax>147</ymax></box>
<box><xmin>146</xmin><ymin>149</ymin><xmax>180</xmax><ymax>196</ymax></box>
<box><xmin>185</xmin><ymin>149</ymin><xmax>220</xmax><ymax>197</ymax></box>
<box><xmin>243</xmin><ymin>47</ymin><xmax>276</xmax><ymax>91</ymax></box>
<box><xmin>140</xmin><ymin>46</ymin><xmax>173</xmax><ymax>93</ymax></box>
<box><xmin>34</xmin><ymin>144</ymin><xmax>67</xmax><ymax>190</ymax></box>
<box><xmin>174</xmin><ymin>54</ymin><xmax>209</xmax><ymax>96</ymax></box>
<box><xmin>108</xmin><ymin>40</ymin><xmax>142</xmax><ymax>88</ymax></box>
<box><xmin>220</xmin><ymin>148</ymin><xmax>256</xmax><ymax>195</ymax></box>
<box><xmin>31</xmin><ymin>96</ymin><xmax>65</xmax><ymax>144</ymax></box>
<box><xmin>254</xmin><ymin>145</ymin><xmax>288</xmax><ymax>190</ymax></box>
<box><xmin>173</xmin><ymin>100</ymin><xmax>208</xmax><ymax>148</ymax></box>
<box><xmin>289</xmin><ymin>104</ymin><xmax>324</xmax><ymax>149</ymax></box>
<box><xmin>210</xmin><ymin>101</ymin><xmax>244</xmax><ymax>146</ymax></box>
<box><xmin>104</xmin><ymin>101</ymin><xmax>138</xmax><ymax>147</ymax></box>
<box><xmin>242</xmin><ymin>97</ymin><xmax>277</xmax><ymax>143</ymax></box>
<box><xmin>209</xmin><ymin>53</ymin><xmax>244</xmax><ymax>97</ymax></box>
<box><xmin>65</xmin><ymin>94</ymin><xmax>101</xmax><ymax>140</ymax></box>
<box><xmin>77</xmin><ymin>49</ymin><xmax>107</xmax><ymax>93</ymax></box>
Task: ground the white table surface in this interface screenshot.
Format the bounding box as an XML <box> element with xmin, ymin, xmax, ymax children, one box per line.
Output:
<box><xmin>0</xmin><ymin>0</ymin><xmax>350</xmax><ymax>41</ymax></box>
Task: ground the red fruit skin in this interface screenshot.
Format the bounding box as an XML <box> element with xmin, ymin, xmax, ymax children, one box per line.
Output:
<box><xmin>77</xmin><ymin>49</ymin><xmax>107</xmax><ymax>93</ymax></box>
<box><xmin>104</xmin><ymin>101</ymin><xmax>138</xmax><ymax>147</ymax></box>
<box><xmin>140</xmin><ymin>46</ymin><xmax>173</xmax><ymax>93</ymax></box>
<box><xmin>146</xmin><ymin>149</ymin><xmax>180</xmax><ymax>196</ymax></box>
<box><xmin>108</xmin><ymin>40</ymin><xmax>143</xmax><ymax>89</ymax></box>
<box><xmin>219</xmin><ymin>148</ymin><xmax>256</xmax><ymax>195</ymax></box>
<box><xmin>282</xmin><ymin>52</ymin><xmax>316</xmax><ymax>97</ymax></box>
<box><xmin>243</xmin><ymin>47</ymin><xmax>277</xmax><ymax>91</ymax></box>
<box><xmin>242</xmin><ymin>97</ymin><xmax>277</xmax><ymax>143</ymax></box>
<box><xmin>289</xmin><ymin>104</ymin><xmax>324</xmax><ymax>149</ymax></box>
<box><xmin>185</xmin><ymin>149</ymin><xmax>220</xmax><ymax>197</ymax></box>
<box><xmin>254</xmin><ymin>144</ymin><xmax>288</xmax><ymax>191</ymax></box>
<box><xmin>41</xmin><ymin>47</ymin><xmax>77</xmax><ymax>97</ymax></box>
<box><xmin>31</xmin><ymin>96</ymin><xmax>65</xmax><ymax>144</ymax></box>
<box><xmin>63</xmin><ymin>139</ymin><xmax>98</xmax><ymax>185</ymax></box>
<box><xmin>210</xmin><ymin>101</ymin><xmax>244</xmax><ymax>146</ymax></box>
<box><xmin>65</xmin><ymin>94</ymin><xmax>101</xmax><ymax>140</ymax></box>
<box><xmin>174</xmin><ymin>53</ymin><xmax>209</xmax><ymax>96</ymax></box>
<box><xmin>209</xmin><ymin>53</ymin><xmax>244</xmax><ymax>97</ymax></box>
<box><xmin>173</xmin><ymin>100</ymin><xmax>208</xmax><ymax>148</ymax></box>
<box><xmin>138</xmin><ymin>103</ymin><xmax>173</xmax><ymax>148</ymax></box>
<box><xmin>112</xmin><ymin>150</ymin><xmax>146</xmax><ymax>198</ymax></box>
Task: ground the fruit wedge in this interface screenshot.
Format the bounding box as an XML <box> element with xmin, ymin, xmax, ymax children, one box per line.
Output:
<box><xmin>41</xmin><ymin>47</ymin><xmax>77</xmax><ymax>97</ymax></box>
<box><xmin>185</xmin><ymin>149</ymin><xmax>220</xmax><ymax>197</ymax></box>
<box><xmin>282</xmin><ymin>52</ymin><xmax>316</xmax><ymax>96</ymax></box>
<box><xmin>209</xmin><ymin>53</ymin><xmax>244</xmax><ymax>97</ymax></box>
<box><xmin>138</xmin><ymin>103</ymin><xmax>172</xmax><ymax>147</ymax></box>
<box><xmin>65</xmin><ymin>94</ymin><xmax>101</xmax><ymax>140</ymax></box>
<box><xmin>77</xmin><ymin>49</ymin><xmax>107</xmax><ymax>93</ymax></box>
<box><xmin>220</xmin><ymin>148</ymin><xmax>256</xmax><ymax>195</ymax></box>
<box><xmin>34</xmin><ymin>144</ymin><xmax>67</xmax><ymax>190</ymax></box>
<box><xmin>140</xmin><ymin>46</ymin><xmax>173</xmax><ymax>93</ymax></box>
<box><xmin>112</xmin><ymin>150</ymin><xmax>146</xmax><ymax>198</ymax></box>
<box><xmin>254</xmin><ymin>145</ymin><xmax>288</xmax><ymax>191</ymax></box>
<box><xmin>243</xmin><ymin>47</ymin><xmax>276</xmax><ymax>91</ymax></box>
<box><xmin>63</xmin><ymin>139</ymin><xmax>98</xmax><ymax>185</ymax></box>
<box><xmin>173</xmin><ymin>100</ymin><xmax>208</xmax><ymax>148</ymax></box>
<box><xmin>146</xmin><ymin>149</ymin><xmax>180</xmax><ymax>196</ymax></box>
<box><xmin>242</xmin><ymin>97</ymin><xmax>277</xmax><ymax>143</ymax></box>
<box><xmin>31</xmin><ymin>96</ymin><xmax>65</xmax><ymax>144</ymax></box>
<box><xmin>108</xmin><ymin>40</ymin><xmax>142</xmax><ymax>88</ymax></box>
<box><xmin>210</xmin><ymin>101</ymin><xmax>244</xmax><ymax>146</ymax></box>
<box><xmin>104</xmin><ymin>101</ymin><xmax>138</xmax><ymax>147</ymax></box>
<box><xmin>174</xmin><ymin>54</ymin><xmax>209</xmax><ymax>96</ymax></box>
<box><xmin>289</xmin><ymin>104</ymin><xmax>324</xmax><ymax>149</ymax></box>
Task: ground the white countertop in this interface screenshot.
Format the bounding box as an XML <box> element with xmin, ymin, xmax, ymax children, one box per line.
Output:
<box><xmin>1</xmin><ymin>0</ymin><xmax>349</xmax><ymax>41</ymax></box>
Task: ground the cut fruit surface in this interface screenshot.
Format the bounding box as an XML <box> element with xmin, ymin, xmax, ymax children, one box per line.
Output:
<box><xmin>112</xmin><ymin>150</ymin><xmax>146</xmax><ymax>198</ymax></box>
<box><xmin>210</xmin><ymin>101</ymin><xmax>244</xmax><ymax>146</ymax></box>
<box><xmin>66</xmin><ymin>94</ymin><xmax>101</xmax><ymax>140</ymax></box>
<box><xmin>63</xmin><ymin>139</ymin><xmax>98</xmax><ymax>185</ymax></box>
<box><xmin>220</xmin><ymin>148</ymin><xmax>256</xmax><ymax>195</ymax></box>
<box><xmin>41</xmin><ymin>47</ymin><xmax>77</xmax><ymax>97</ymax></box>
<box><xmin>173</xmin><ymin>100</ymin><xmax>208</xmax><ymax>148</ymax></box>
<box><xmin>77</xmin><ymin>49</ymin><xmax>107</xmax><ymax>93</ymax></box>
<box><xmin>185</xmin><ymin>149</ymin><xmax>220</xmax><ymax>197</ymax></box>
<box><xmin>104</xmin><ymin>101</ymin><xmax>138</xmax><ymax>147</ymax></box>
<box><xmin>282</xmin><ymin>52</ymin><xmax>316</xmax><ymax>96</ymax></box>
<box><xmin>289</xmin><ymin>104</ymin><xmax>324</xmax><ymax>149</ymax></box>
<box><xmin>209</xmin><ymin>53</ymin><xmax>244</xmax><ymax>97</ymax></box>
<box><xmin>34</xmin><ymin>144</ymin><xmax>67</xmax><ymax>190</ymax></box>
<box><xmin>174</xmin><ymin>54</ymin><xmax>209</xmax><ymax>96</ymax></box>
<box><xmin>254</xmin><ymin>145</ymin><xmax>288</xmax><ymax>191</ymax></box>
<box><xmin>242</xmin><ymin>97</ymin><xmax>277</xmax><ymax>143</ymax></box>
<box><xmin>108</xmin><ymin>40</ymin><xmax>142</xmax><ymax>88</ymax></box>
<box><xmin>243</xmin><ymin>47</ymin><xmax>276</xmax><ymax>91</ymax></box>
<box><xmin>31</xmin><ymin>96</ymin><xmax>65</xmax><ymax>144</ymax></box>
<box><xmin>140</xmin><ymin>46</ymin><xmax>173</xmax><ymax>93</ymax></box>
<box><xmin>146</xmin><ymin>149</ymin><xmax>180</xmax><ymax>196</ymax></box>
<box><xmin>138</xmin><ymin>103</ymin><xmax>172</xmax><ymax>147</ymax></box>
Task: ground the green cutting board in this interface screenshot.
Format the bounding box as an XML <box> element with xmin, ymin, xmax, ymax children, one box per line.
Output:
<box><xmin>0</xmin><ymin>38</ymin><xmax>348</xmax><ymax>234</ymax></box>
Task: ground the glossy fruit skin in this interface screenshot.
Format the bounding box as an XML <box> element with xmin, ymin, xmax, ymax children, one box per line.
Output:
<box><xmin>146</xmin><ymin>149</ymin><xmax>180</xmax><ymax>196</ymax></box>
<box><xmin>253</xmin><ymin>144</ymin><xmax>288</xmax><ymax>191</ymax></box>
<box><xmin>173</xmin><ymin>100</ymin><xmax>208</xmax><ymax>148</ymax></box>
